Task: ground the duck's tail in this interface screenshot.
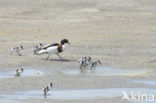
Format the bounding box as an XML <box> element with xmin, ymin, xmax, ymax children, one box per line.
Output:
<box><xmin>37</xmin><ymin>49</ymin><xmax>48</xmax><ymax>55</ymax></box>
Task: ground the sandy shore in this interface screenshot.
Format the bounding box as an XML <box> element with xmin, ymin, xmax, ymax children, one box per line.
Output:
<box><xmin>0</xmin><ymin>0</ymin><xmax>156</xmax><ymax>103</ymax></box>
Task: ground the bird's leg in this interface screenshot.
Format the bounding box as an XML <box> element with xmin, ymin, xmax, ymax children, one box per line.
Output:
<box><xmin>17</xmin><ymin>51</ymin><xmax>22</xmax><ymax>56</ymax></box>
<box><xmin>33</xmin><ymin>50</ymin><xmax>37</xmax><ymax>55</ymax></box>
<box><xmin>46</xmin><ymin>53</ymin><xmax>50</xmax><ymax>60</ymax></box>
<box><xmin>10</xmin><ymin>51</ymin><xmax>13</xmax><ymax>56</ymax></box>
<box><xmin>56</xmin><ymin>53</ymin><xmax>63</xmax><ymax>60</ymax></box>
<box><xmin>80</xmin><ymin>64</ymin><xmax>83</xmax><ymax>69</ymax></box>
<box><xmin>43</xmin><ymin>93</ymin><xmax>47</xmax><ymax>98</ymax></box>
<box><xmin>90</xmin><ymin>63</ymin><xmax>94</xmax><ymax>70</ymax></box>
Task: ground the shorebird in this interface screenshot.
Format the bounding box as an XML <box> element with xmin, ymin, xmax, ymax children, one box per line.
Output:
<box><xmin>15</xmin><ymin>69</ymin><xmax>20</xmax><ymax>76</ymax></box>
<box><xmin>46</xmin><ymin>86</ymin><xmax>50</xmax><ymax>92</ymax></box>
<box><xmin>42</xmin><ymin>83</ymin><xmax>53</xmax><ymax>95</ymax></box>
<box><xmin>90</xmin><ymin>60</ymin><xmax>101</xmax><ymax>69</ymax></box>
<box><xmin>80</xmin><ymin>60</ymin><xmax>87</xmax><ymax>69</ymax></box>
<box><xmin>14</xmin><ymin>68</ymin><xmax>24</xmax><ymax>77</ymax></box>
<box><xmin>32</xmin><ymin>43</ymin><xmax>43</xmax><ymax>54</ymax></box>
<box><xmin>42</xmin><ymin>87</ymin><xmax>47</xmax><ymax>95</ymax></box>
<box><xmin>37</xmin><ymin>39</ymin><xmax>70</xmax><ymax>60</ymax></box>
<box><xmin>19</xmin><ymin>68</ymin><xmax>24</xmax><ymax>73</ymax></box>
<box><xmin>10</xmin><ymin>45</ymin><xmax>24</xmax><ymax>56</ymax></box>
<box><xmin>49</xmin><ymin>83</ymin><xmax>53</xmax><ymax>89</ymax></box>
<box><xmin>79</xmin><ymin>57</ymin><xmax>92</xmax><ymax>69</ymax></box>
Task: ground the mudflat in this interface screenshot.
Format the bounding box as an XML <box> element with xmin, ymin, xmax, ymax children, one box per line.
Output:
<box><xmin>0</xmin><ymin>0</ymin><xmax>156</xmax><ymax>103</ymax></box>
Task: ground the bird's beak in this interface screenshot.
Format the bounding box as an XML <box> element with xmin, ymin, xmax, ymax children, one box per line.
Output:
<box><xmin>68</xmin><ymin>42</ymin><xmax>71</xmax><ymax>44</ymax></box>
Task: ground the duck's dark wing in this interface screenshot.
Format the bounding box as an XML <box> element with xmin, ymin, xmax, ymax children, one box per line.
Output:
<box><xmin>42</xmin><ymin>43</ymin><xmax>59</xmax><ymax>49</ymax></box>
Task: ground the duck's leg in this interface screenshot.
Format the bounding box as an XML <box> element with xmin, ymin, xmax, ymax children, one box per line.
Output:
<box><xmin>46</xmin><ymin>53</ymin><xmax>50</xmax><ymax>60</ymax></box>
<box><xmin>56</xmin><ymin>53</ymin><xmax>63</xmax><ymax>60</ymax></box>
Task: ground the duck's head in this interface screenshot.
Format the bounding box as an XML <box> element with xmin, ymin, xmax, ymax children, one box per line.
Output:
<box><xmin>61</xmin><ymin>39</ymin><xmax>70</xmax><ymax>45</ymax></box>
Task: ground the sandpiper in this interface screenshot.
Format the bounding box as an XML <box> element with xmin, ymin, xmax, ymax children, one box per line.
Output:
<box><xmin>42</xmin><ymin>83</ymin><xmax>53</xmax><ymax>95</ymax></box>
<box><xmin>14</xmin><ymin>69</ymin><xmax>20</xmax><ymax>76</ymax></box>
<box><xmin>90</xmin><ymin>60</ymin><xmax>101</xmax><ymax>69</ymax></box>
<box><xmin>42</xmin><ymin>87</ymin><xmax>47</xmax><ymax>95</ymax></box>
<box><xmin>79</xmin><ymin>57</ymin><xmax>92</xmax><ymax>69</ymax></box>
<box><xmin>32</xmin><ymin>43</ymin><xmax>43</xmax><ymax>54</ymax></box>
<box><xmin>10</xmin><ymin>45</ymin><xmax>24</xmax><ymax>56</ymax></box>
<box><xmin>14</xmin><ymin>68</ymin><xmax>24</xmax><ymax>77</ymax></box>
<box><xmin>49</xmin><ymin>83</ymin><xmax>53</xmax><ymax>89</ymax></box>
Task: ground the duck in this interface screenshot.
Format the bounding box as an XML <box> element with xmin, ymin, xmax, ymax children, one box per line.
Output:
<box><xmin>10</xmin><ymin>45</ymin><xmax>24</xmax><ymax>56</ymax></box>
<box><xmin>37</xmin><ymin>39</ymin><xmax>70</xmax><ymax>60</ymax></box>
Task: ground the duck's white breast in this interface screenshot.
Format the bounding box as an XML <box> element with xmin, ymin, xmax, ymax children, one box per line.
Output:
<box><xmin>47</xmin><ymin>46</ymin><xmax>58</xmax><ymax>53</ymax></box>
<box><xmin>62</xmin><ymin>45</ymin><xmax>66</xmax><ymax>51</ymax></box>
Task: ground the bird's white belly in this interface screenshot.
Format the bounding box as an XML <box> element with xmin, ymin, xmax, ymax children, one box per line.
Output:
<box><xmin>62</xmin><ymin>45</ymin><xmax>66</xmax><ymax>51</ymax></box>
<box><xmin>45</xmin><ymin>45</ymin><xmax>66</xmax><ymax>54</ymax></box>
<box><xmin>47</xmin><ymin>46</ymin><xmax>58</xmax><ymax>54</ymax></box>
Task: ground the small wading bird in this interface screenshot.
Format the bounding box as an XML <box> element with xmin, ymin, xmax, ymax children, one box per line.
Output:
<box><xmin>37</xmin><ymin>39</ymin><xmax>70</xmax><ymax>60</ymax></box>
<box><xmin>79</xmin><ymin>57</ymin><xmax>101</xmax><ymax>69</ymax></box>
<box><xmin>42</xmin><ymin>83</ymin><xmax>53</xmax><ymax>95</ymax></box>
<box><xmin>10</xmin><ymin>45</ymin><xmax>24</xmax><ymax>56</ymax></box>
<box><xmin>79</xmin><ymin>57</ymin><xmax>92</xmax><ymax>69</ymax></box>
<box><xmin>32</xmin><ymin>43</ymin><xmax>43</xmax><ymax>54</ymax></box>
<box><xmin>90</xmin><ymin>60</ymin><xmax>101</xmax><ymax>69</ymax></box>
<box><xmin>14</xmin><ymin>68</ymin><xmax>24</xmax><ymax>77</ymax></box>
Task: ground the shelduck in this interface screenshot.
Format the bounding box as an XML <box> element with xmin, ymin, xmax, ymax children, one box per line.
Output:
<box><xmin>38</xmin><ymin>39</ymin><xmax>70</xmax><ymax>60</ymax></box>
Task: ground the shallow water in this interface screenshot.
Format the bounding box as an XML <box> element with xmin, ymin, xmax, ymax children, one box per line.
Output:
<box><xmin>1</xmin><ymin>88</ymin><xmax>156</xmax><ymax>101</ymax></box>
<box><xmin>0</xmin><ymin>98</ymin><xmax>23</xmax><ymax>103</ymax></box>
<box><xmin>0</xmin><ymin>67</ymin><xmax>149</xmax><ymax>78</ymax></box>
<box><xmin>62</xmin><ymin>67</ymin><xmax>148</xmax><ymax>76</ymax></box>
<box><xmin>134</xmin><ymin>81</ymin><xmax>156</xmax><ymax>86</ymax></box>
<box><xmin>0</xmin><ymin>99</ymin><xmax>21</xmax><ymax>103</ymax></box>
<box><xmin>0</xmin><ymin>69</ymin><xmax>42</xmax><ymax>78</ymax></box>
